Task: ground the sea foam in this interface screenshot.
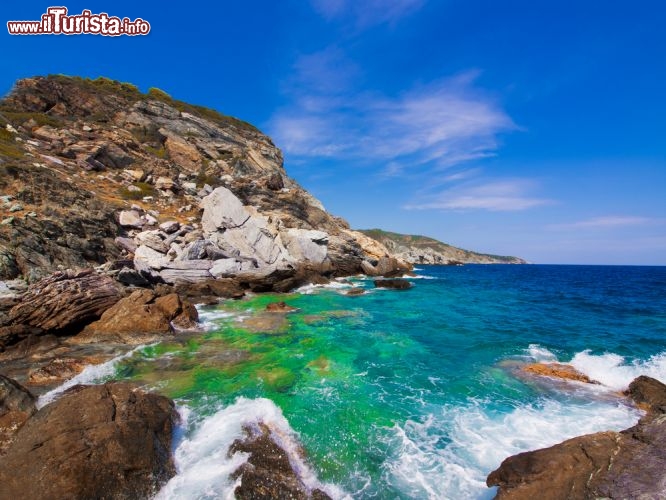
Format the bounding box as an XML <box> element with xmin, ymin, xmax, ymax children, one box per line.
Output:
<box><xmin>36</xmin><ymin>345</ymin><xmax>146</xmax><ymax>409</ymax></box>
<box><xmin>383</xmin><ymin>397</ymin><xmax>640</xmax><ymax>499</ymax></box>
<box><xmin>156</xmin><ymin>397</ymin><xmax>347</xmax><ymax>500</ymax></box>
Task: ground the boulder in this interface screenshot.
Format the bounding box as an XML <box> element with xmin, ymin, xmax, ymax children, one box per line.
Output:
<box><xmin>346</xmin><ymin>288</ymin><xmax>365</xmax><ymax>296</ymax></box>
<box><xmin>134</xmin><ymin>244</ymin><xmax>169</xmax><ymax>270</ymax></box>
<box><xmin>373</xmin><ymin>279</ymin><xmax>412</xmax><ymax>290</ymax></box>
<box><xmin>6</xmin><ymin>269</ymin><xmax>122</xmax><ymax>334</ymax></box>
<box><xmin>73</xmin><ymin>289</ymin><xmax>198</xmax><ymax>344</ymax></box>
<box><xmin>625</xmin><ymin>375</ymin><xmax>666</xmax><ymax>413</ymax></box>
<box><xmin>487</xmin><ymin>376</ymin><xmax>666</xmax><ymax>499</ymax></box>
<box><xmin>135</xmin><ymin>230</ymin><xmax>169</xmax><ymax>253</ymax></box>
<box><xmin>282</xmin><ymin>229</ymin><xmax>329</xmax><ymax>264</ymax></box>
<box><xmin>0</xmin><ymin>382</ymin><xmax>177</xmax><ymax>499</ymax></box>
<box><xmin>231</xmin><ymin>423</ymin><xmax>331</xmax><ymax>500</ymax></box>
<box><xmin>521</xmin><ymin>363</ymin><xmax>598</xmax><ymax>384</ymax></box>
<box><xmin>210</xmin><ymin>258</ymin><xmax>242</xmax><ymax>278</ymax></box>
<box><xmin>0</xmin><ymin>375</ymin><xmax>36</xmax><ymax>453</ymax></box>
<box><xmin>159</xmin><ymin>220</ymin><xmax>180</xmax><ymax>234</ymax></box>
<box><xmin>118</xmin><ymin>209</ymin><xmax>144</xmax><ymax>228</ymax></box>
<box><xmin>201</xmin><ymin>186</ymin><xmax>251</xmax><ymax>232</ymax></box>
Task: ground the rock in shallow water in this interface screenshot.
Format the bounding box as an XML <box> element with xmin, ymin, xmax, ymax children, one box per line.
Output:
<box><xmin>0</xmin><ymin>382</ymin><xmax>177</xmax><ymax>499</ymax></box>
<box><xmin>373</xmin><ymin>278</ymin><xmax>412</xmax><ymax>290</ymax></box>
<box><xmin>487</xmin><ymin>375</ymin><xmax>666</xmax><ymax>499</ymax></box>
<box><xmin>231</xmin><ymin>423</ymin><xmax>332</xmax><ymax>500</ymax></box>
<box><xmin>521</xmin><ymin>362</ymin><xmax>598</xmax><ymax>384</ymax></box>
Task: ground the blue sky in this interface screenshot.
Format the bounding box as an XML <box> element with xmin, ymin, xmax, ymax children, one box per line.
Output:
<box><xmin>3</xmin><ymin>1</ymin><xmax>665</xmax><ymax>264</ymax></box>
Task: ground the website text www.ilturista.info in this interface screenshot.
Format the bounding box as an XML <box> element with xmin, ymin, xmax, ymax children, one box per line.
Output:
<box><xmin>7</xmin><ymin>7</ymin><xmax>150</xmax><ymax>36</ymax></box>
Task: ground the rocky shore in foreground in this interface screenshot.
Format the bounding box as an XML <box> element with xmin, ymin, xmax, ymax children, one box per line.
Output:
<box><xmin>488</xmin><ymin>373</ymin><xmax>666</xmax><ymax>499</ymax></box>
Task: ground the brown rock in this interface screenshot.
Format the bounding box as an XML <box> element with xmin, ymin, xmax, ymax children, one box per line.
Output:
<box><xmin>28</xmin><ymin>358</ymin><xmax>87</xmax><ymax>385</ymax></box>
<box><xmin>0</xmin><ymin>375</ymin><xmax>36</xmax><ymax>454</ymax></box>
<box><xmin>74</xmin><ymin>290</ymin><xmax>198</xmax><ymax>344</ymax></box>
<box><xmin>521</xmin><ymin>362</ymin><xmax>598</xmax><ymax>384</ymax></box>
<box><xmin>174</xmin><ymin>278</ymin><xmax>245</xmax><ymax>303</ymax></box>
<box><xmin>265</xmin><ymin>301</ymin><xmax>298</xmax><ymax>313</ymax></box>
<box><xmin>373</xmin><ymin>278</ymin><xmax>412</xmax><ymax>290</ymax></box>
<box><xmin>6</xmin><ymin>269</ymin><xmax>122</xmax><ymax>335</ymax></box>
<box><xmin>0</xmin><ymin>382</ymin><xmax>177</xmax><ymax>499</ymax></box>
<box><xmin>346</xmin><ymin>287</ymin><xmax>365</xmax><ymax>296</ymax></box>
<box><xmin>487</xmin><ymin>376</ymin><xmax>666</xmax><ymax>499</ymax></box>
<box><xmin>231</xmin><ymin>423</ymin><xmax>331</xmax><ymax>500</ymax></box>
<box><xmin>625</xmin><ymin>375</ymin><xmax>666</xmax><ymax>413</ymax></box>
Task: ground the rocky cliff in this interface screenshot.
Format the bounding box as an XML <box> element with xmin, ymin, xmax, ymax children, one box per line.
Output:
<box><xmin>359</xmin><ymin>229</ymin><xmax>526</xmax><ymax>265</ymax></box>
<box><xmin>0</xmin><ymin>76</ymin><xmax>409</xmax><ymax>287</ymax></box>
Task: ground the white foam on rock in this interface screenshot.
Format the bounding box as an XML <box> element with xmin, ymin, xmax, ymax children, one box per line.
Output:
<box><xmin>156</xmin><ymin>397</ymin><xmax>347</xmax><ymax>500</ymax></box>
<box><xmin>36</xmin><ymin>345</ymin><xmax>145</xmax><ymax>409</ymax></box>
<box><xmin>383</xmin><ymin>397</ymin><xmax>641</xmax><ymax>499</ymax></box>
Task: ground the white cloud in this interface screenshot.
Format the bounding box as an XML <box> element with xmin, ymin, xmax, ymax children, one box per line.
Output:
<box><xmin>404</xmin><ymin>179</ymin><xmax>552</xmax><ymax>212</ymax></box>
<box><xmin>269</xmin><ymin>53</ymin><xmax>516</xmax><ymax>175</ymax></box>
<box><xmin>548</xmin><ymin>216</ymin><xmax>660</xmax><ymax>230</ymax></box>
<box><xmin>311</xmin><ymin>0</ymin><xmax>424</xmax><ymax>27</ymax></box>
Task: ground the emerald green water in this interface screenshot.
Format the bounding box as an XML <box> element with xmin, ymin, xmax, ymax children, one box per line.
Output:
<box><xmin>45</xmin><ymin>265</ymin><xmax>666</xmax><ymax>498</ymax></box>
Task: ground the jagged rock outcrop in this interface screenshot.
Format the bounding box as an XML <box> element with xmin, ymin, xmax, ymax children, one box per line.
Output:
<box><xmin>359</xmin><ymin>229</ymin><xmax>526</xmax><ymax>265</ymax></box>
<box><xmin>0</xmin><ymin>382</ymin><xmax>177</xmax><ymax>499</ymax></box>
<box><xmin>73</xmin><ymin>289</ymin><xmax>198</xmax><ymax>345</ymax></box>
<box><xmin>0</xmin><ymin>75</ymin><xmax>409</xmax><ymax>288</ymax></box>
<box><xmin>230</xmin><ymin>423</ymin><xmax>332</xmax><ymax>500</ymax></box>
<box><xmin>487</xmin><ymin>375</ymin><xmax>666</xmax><ymax>499</ymax></box>
<box><xmin>0</xmin><ymin>269</ymin><xmax>122</xmax><ymax>350</ymax></box>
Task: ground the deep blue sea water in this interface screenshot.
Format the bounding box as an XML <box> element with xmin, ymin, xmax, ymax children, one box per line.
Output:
<box><xmin>40</xmin><ymin>264</ymin><xmax>666</xmax><ymax>499</ymax></box>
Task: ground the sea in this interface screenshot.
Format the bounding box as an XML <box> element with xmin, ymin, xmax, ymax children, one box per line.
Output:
<box><xmin>39</xmin><ymin>264</ymin><xmax>666</xmax><ymax>499</ymax></box>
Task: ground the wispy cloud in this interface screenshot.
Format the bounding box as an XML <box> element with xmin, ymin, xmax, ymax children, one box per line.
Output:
<box><xmin>548</xmin><ymin>216</ymin><xmax>660</xmax><ymax>230</ymax></box>
<box><xmin>269</xmin><ymin>50</ymin><xmax>516</xmax><ymax>175</ymax></box>
<box><xmin>404</xmin><ymin>179</ymin><xmax>553</xmax><ymax>212</ymax></box>
<box><xmin>311</xmin><ymin>0</ymin><xmax>424</xmax><ymax>28</ymax></box>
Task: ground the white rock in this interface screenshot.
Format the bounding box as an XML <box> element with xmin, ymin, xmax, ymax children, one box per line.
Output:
<box><xmin>282</xmin><ymin>228</ymin><xmax>329</xmax><ymax>264</ymax></box>
<box><xmin>200</xmin><ymin>187</ymin><xmax>251</xmax><ymax>232</ymax></box>
<box><xmin>210</xmin><ymin>258</ymin><xmax>242</xmax><ymax>278</ymax></box>
<box><xmin>118</xmin><ymin>210</ymin><xmax>144</xmax><ymax>228</ymax></box>
<box><xmin>159</xmin><ymin>220</ymin><xmax>180</xmax><ymax>234</ymax></box>
<box><xmin>155</xmin><ymin>176</ymin><xmax>175</xmax><ymax>190</ymax></box>
<box><xmin>134</xmin><ymin>244</ymin><xmax>169</xmax><ymax>269</ymax></box>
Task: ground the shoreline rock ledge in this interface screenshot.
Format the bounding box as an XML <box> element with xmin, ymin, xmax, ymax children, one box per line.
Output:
<box><xmin>0</xmin><ymin>381</ymin><xmax>177</xmax><ymax>500</ymax></box>
<box><xmin>487</xmin><ymin>375</ymin><xmax>666</xmax><ymax>499</ymax></box>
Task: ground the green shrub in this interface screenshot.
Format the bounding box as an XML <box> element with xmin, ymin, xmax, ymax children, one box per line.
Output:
<box><xmin>144</xmin><ymin>145</ymin><xmax>168</xmax><ymax>159</ymax></box>
<box><xmin>119</xmin><ymin>181</ymin><xmax>155</xmax><ymax>200</ymax></box>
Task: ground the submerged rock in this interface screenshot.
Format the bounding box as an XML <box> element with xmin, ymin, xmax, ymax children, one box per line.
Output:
<box><xmin>0</xmin><ymin>382</ymin><xmax>177</xmax><ymax>499</ymax></box>
<box><xmin>487</xmin><ymin>375</ymin><xmax>666</xmax><ymax>499</ymax></box>
<box><xmin>265</xmin><ymin>301</ymin><xmax>299</xmax><ymax>313</ymax></box>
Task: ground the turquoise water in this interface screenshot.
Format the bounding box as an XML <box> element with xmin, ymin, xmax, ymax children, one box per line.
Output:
<box><xmin>45</xmin><ymin>265</ymin><xmax>666</xmax><ymax>498</ymax></box>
